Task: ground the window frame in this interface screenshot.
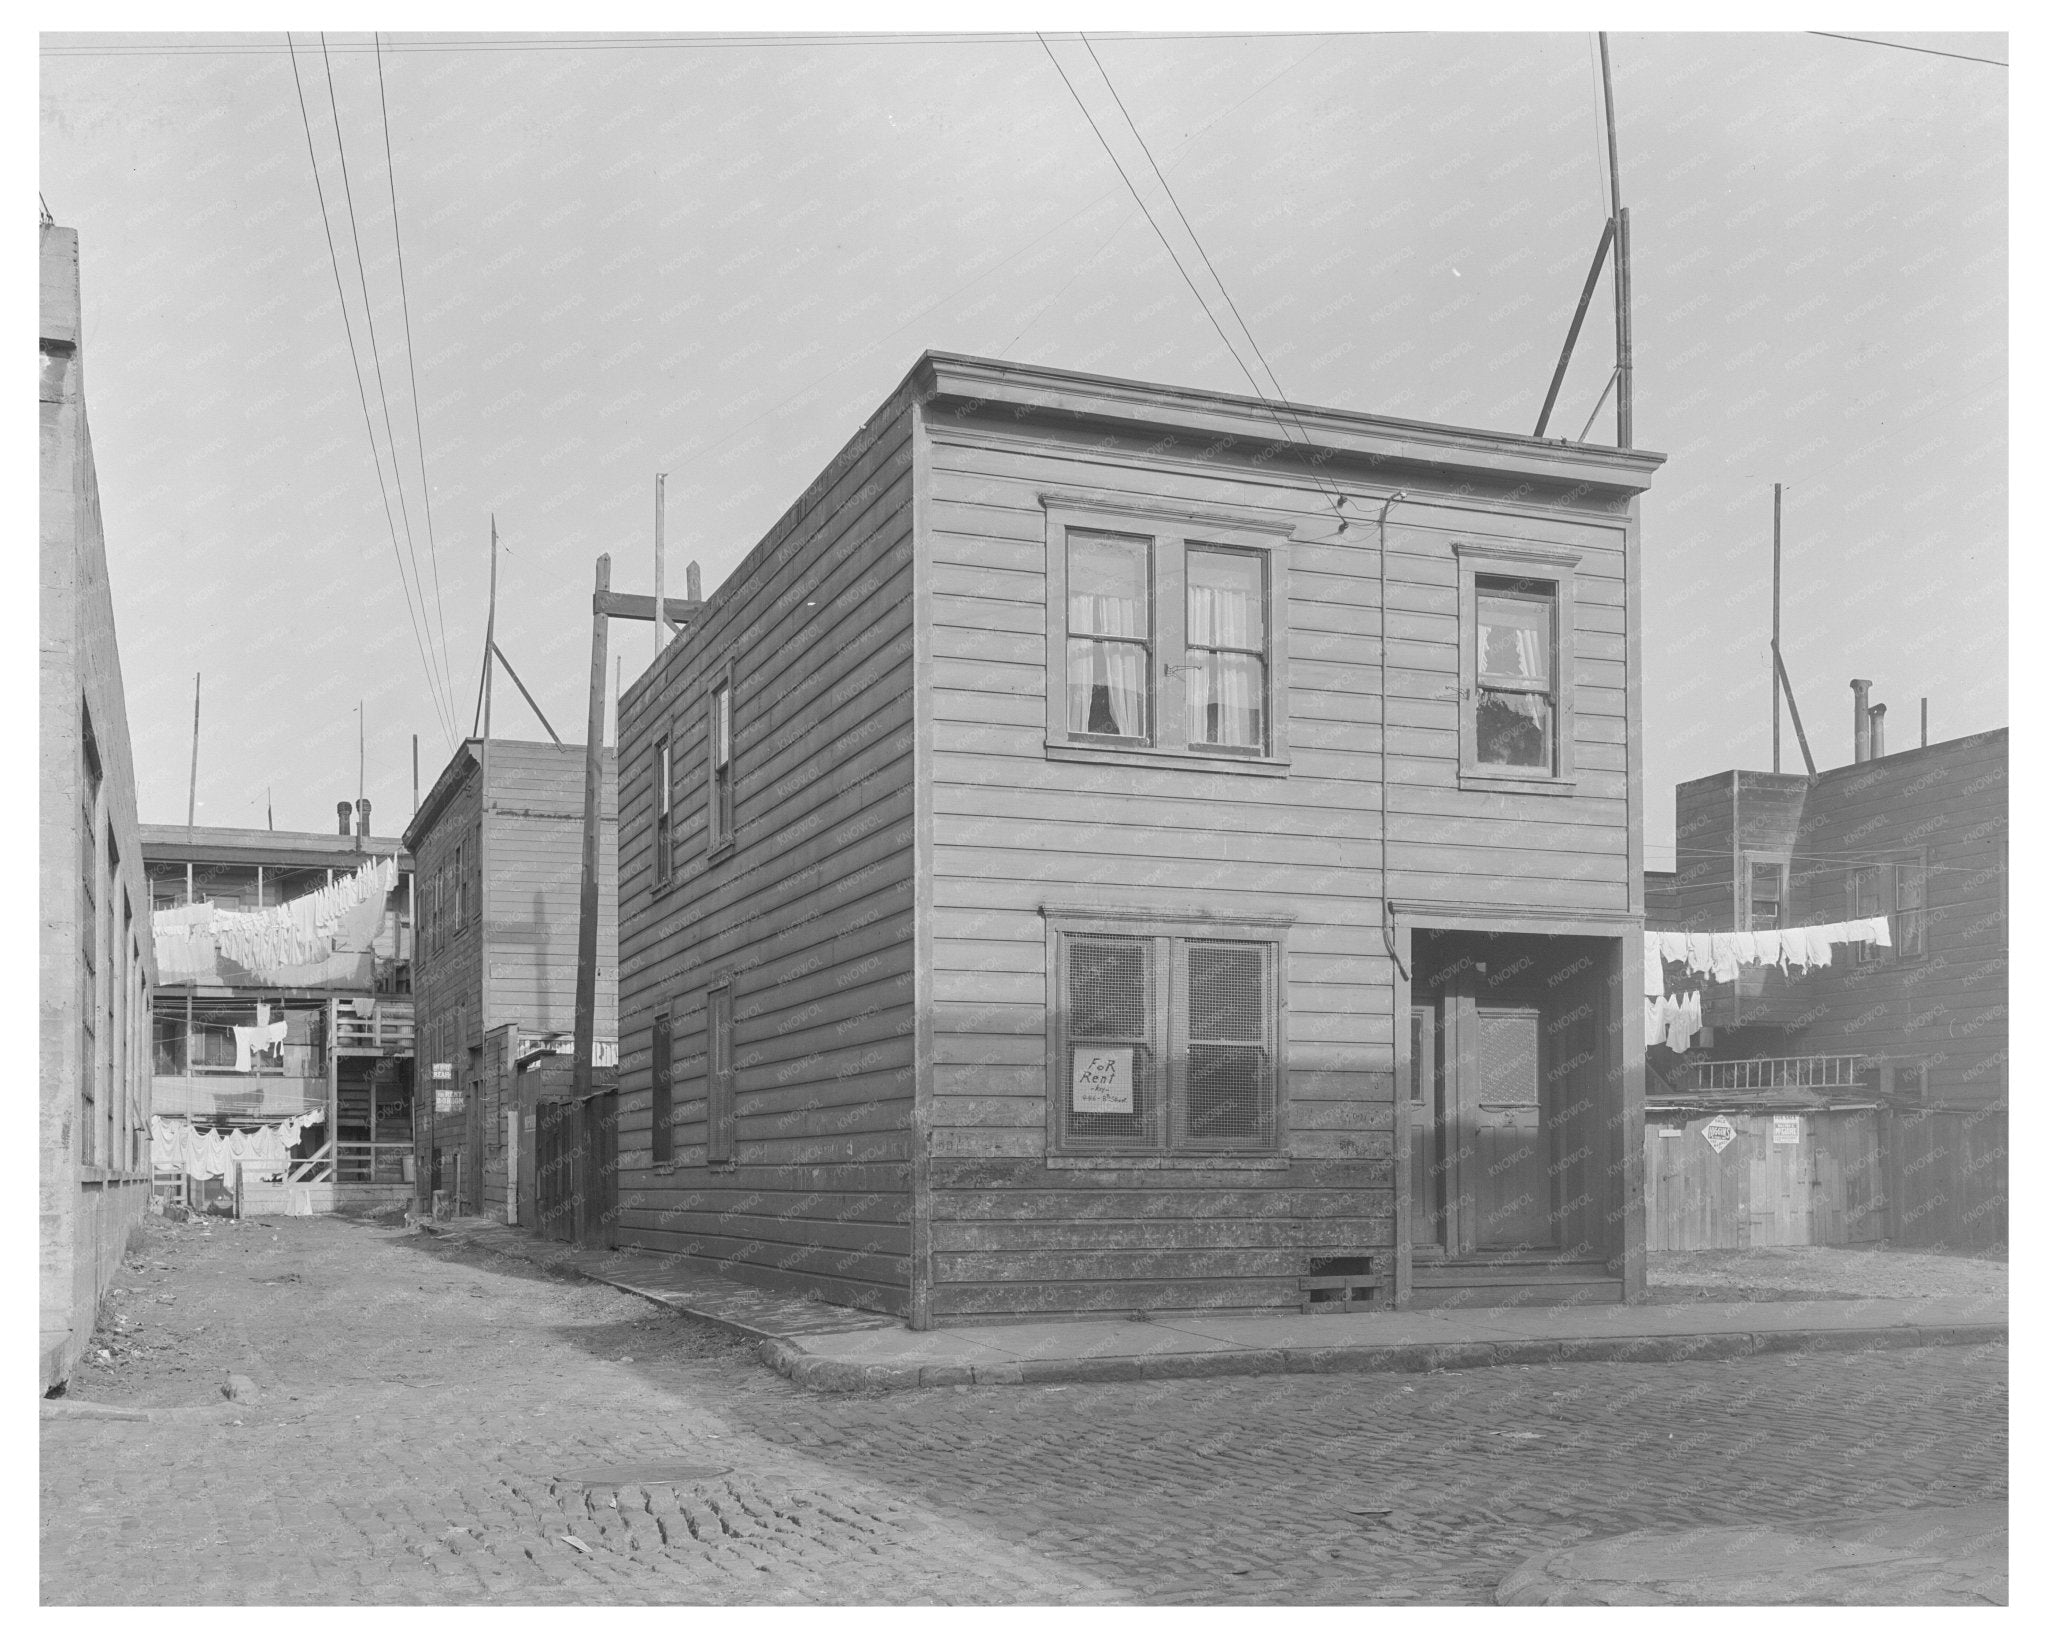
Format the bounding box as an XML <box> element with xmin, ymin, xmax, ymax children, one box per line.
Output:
<box><xmin>650</xmin><ymin>1005</ymin><xmax>674</xmax><ymax>1166</ymax></box>
<box><xmin>1741</xmin><ymin>850</ymin><xmax>1792</xmax><ymax>932</ymax></box>
<box><xmin>1042</xmin><ymin>907</ymin><xmax>1290</xmax><ymax>1164</ymax></box>
<box><xmin>1042</xmin><ymin>496</ymin><xmax>1293</xmax><ymax>777</ymax></box>
<box><xmin>1453</xmin><ymin>540</ymin><xmax>1580</xmax><ymax>794</ymax></box>
<box><xmin>706</xmin><ymin>661</ymin><xmax>736</xmax><ymax>859</ymax></box>
<box><xmin>705</xmin><ymin>979</ymin><xmax>735</xmax><ymax>1167</ymax></box>
<box><xmin>652</xmin><ymin>731</ymin><xmax>675</xmax><ymax>889</ymax></box>
<box><xmin>1848</xmin><ymin>852</ymin><xmax>1928</xmax><ymax>965</ymax></box>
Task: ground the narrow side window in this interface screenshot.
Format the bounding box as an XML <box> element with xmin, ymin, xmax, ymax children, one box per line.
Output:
<box><xmin>1475</xmin><ymin>575</ymin><xmax>1557</xmax><ymax>773</ymax></box>
<box><xmin>650</xmin><ymin>1008</ymin><xmax>673</xmax><ymax>1164</ymax></box>
<box><xmin>653</xmin><ymin>734</ymin><xmax>673</xmax><ymax>884</ymax></box>
<box><xmin>706</xmin><ymin>982</ymin><xmax>734</xmax><ymax>1164</ymax></box>
<box><xmin>708</xmin><ymin>677</ymin><xmax>734</xmax><ymax>852</ymax></box>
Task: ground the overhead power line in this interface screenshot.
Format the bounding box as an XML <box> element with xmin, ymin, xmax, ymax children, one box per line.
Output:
<box><xmin>372</xmin><ymin>32</ymin><xmax>456</xmax><ymax>715</ymax></box>
<box><xmin>1807</xmin><ymin>32</ymin><xmax>2007</xmax><ymax>68</ymax></box>
<box><xmin>1037</xmin><ymin>34</ymin><xmax>1345</xmax><ymax>513</ymax></box>
<box><xmin>318</xmin><ymin>33</ymin><xmax>458</xmax><ymax>723</ymax></box>
<box><xmin>43</xmin><ymin>30</ymin><xmax>1388</xmax><ymax>57</ymax></box>
<box><xmin>286</xmin><ymin>33</ymin><xmax>456</xmax><ymax>749</ymax></box>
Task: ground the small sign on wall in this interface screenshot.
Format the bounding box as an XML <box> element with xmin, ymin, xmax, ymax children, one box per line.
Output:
<box><xmin>1772</xmin><ymin>1115</ymin><xmax>1802</xmax><ymax>1146</ymax></box>
<box><xmin>1072</xmin><ymin>1047</ymin><xmax>1134</xmax><ymax>1114</ymax></box>
<box><xmin>1702</xmin><ymin>1114</ymin><xmax>1737</xmax><ymax>1154</ymax></box>
<box><xmin>431</xmin><ymin>1062</ymin><xmax>453</xmax><ymax>1083</ymax></box>
<box><xmin>434</xmin><ymin>1087</ymin><xmax>462</xmax><ymax>1114</ymax></box>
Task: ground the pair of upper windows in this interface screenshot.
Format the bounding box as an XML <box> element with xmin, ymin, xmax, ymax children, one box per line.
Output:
<box><xmin>1065</xmin><ymin>530</ymin><xmax>1270</xmax><ymax>754</ymax></box>
<box><xmin>654</xmin><ymin>670</ymin><xmax>734</xmax><ymax>886</ymax></box>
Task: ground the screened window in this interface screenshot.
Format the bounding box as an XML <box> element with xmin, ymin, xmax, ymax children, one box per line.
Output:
<box><xmin>650</xmin><ymin>1008</ymin><xmax>674</xmax><ymax>1164</ymax></box>
<box><xmin>1054</xmin><ymin>922</ymin><xmax>1281</xmax><ymax>1156</ymax></box>
<box><xmin>1475</xmin><ymin>576</ymin><xmax>1556</xmax><ymax>772</ymax></box>
<box><xmin>1186</xmin><ymin>548</ymin><xmax>1267</xmax><ymax>752</ymax></box>
<box><xmin>708</xmin><ymin>678</ymin><xmax>734</xmax><ymax>852</ymax></box>
<box><xmin>1067</xmin><ymin>531</ymin><xmax>1151</xmax><ymax>740</ymax></box>
<box><xmin>653</xmin><ymin>734</ymin><xmax>674</xmax><ymax>885</ymax></box>
<box><xmin>1746</xmin><ymin>858</ymin><xmax>1787</xmax><ymax>930</ymax></box>
<box><xmin>706</xmin><ymin>983</ymin><xmax>734</xmax><ymax>1164</ymax></box>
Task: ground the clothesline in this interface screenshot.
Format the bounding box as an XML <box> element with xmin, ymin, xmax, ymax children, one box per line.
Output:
<box><xmin>152</xmin><ymin>856</ymin><xmax>397</xmax><ymax>978</ymax></box>
<box><xmin>1642</xmin><ymin>917</ymin><xmax>1892</xmax><ymax>996</ymax></box>
<box><xmin>149</xmin><ymin>1110</ymin><xmax>325</xmax><ymax>1181</ymax></box>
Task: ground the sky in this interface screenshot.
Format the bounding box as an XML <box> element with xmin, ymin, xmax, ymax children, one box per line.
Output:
<box><xmin>38</xmin><ymin>26</ymin><xmax>2007</xmax><ymax>864</ymax></box>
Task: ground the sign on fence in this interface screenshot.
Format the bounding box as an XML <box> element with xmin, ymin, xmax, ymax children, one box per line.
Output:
<box><xmin>1772</xmin><ymin>1115</ymin><xmax>1802</xmax><ymax>1145</ymax></box>
<box><xmin>1702</xmin><ymin>1115</ymin><xmax>1737</xmax><ymax>1154</ymax></box>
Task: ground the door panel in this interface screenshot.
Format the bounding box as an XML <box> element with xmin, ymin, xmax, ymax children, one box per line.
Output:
<box><xmin>1408</xmin><ymin>1004</ymin><xmax>1448</xmax><ymax>1256</ymax></box>
<box><xmin>1472</xmin><ymin>1007</ymin><xmax>1556</xmax><ymax>1250</ymax></box>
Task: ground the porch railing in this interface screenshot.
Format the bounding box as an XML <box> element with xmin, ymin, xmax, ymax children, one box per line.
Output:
<box><xmin>335</xmin><ymin>1140</ymin><xmax>412</xmax><ymax>1184</ymax></box>
<box><xmin>285</xmin><ymin>1139</ymin><xmax>336</xmax><ymax>1184</ymax></box>
<box><xmin>1686</xmin><ymin>1055</ymin><xmax>1869</xmax><ymax>1092</ymax></box>
<box><xmin>335</xmin><ymin>1002</ymin><xmax>415</xmax><ymax>1056</ymax></box>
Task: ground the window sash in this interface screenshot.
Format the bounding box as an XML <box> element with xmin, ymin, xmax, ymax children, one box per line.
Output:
<box><xmin>651</xmin><ymin>1010</ymin><xmax>673</xmax><ymax>1164</ymax></box>
<box><xmin>706</xmin><ymin>985</ymin><xmax>734</xmax><ymax>1164</ymax></box>
<box><xmin>708</xmin><ymin>681</ymin><xmax>735</xmax><ymax>848</ymax></box>
<box><xmin>654</xmin><ymin>737</ymin><xmax>673</xmax><ymax>883</ymax></box>
<box><xmin>1057</xmin><ymin>928</ymin><xmax>1280</xmax><ymax>1156</ymax></box>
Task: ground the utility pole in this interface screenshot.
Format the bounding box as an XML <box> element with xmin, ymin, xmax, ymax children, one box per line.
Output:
<box><xmin>358</xmin><ymin>699</ymin><xmax>366</xmax><ymax>805</ymax></box>
<box><xmin>1598</xmin><ymin>32</ymin><xmax>1633</xmax><ymax>450</ymax></box>
<box><xmin>412</xmin><ymin>732</ymin><xmax>419</xmax><ymax>816</ymax></box>
<box><xmin>573</xmin><ymin>555</ymin><xmax>613</xmax><ymax>1106</ymax></box>
<box><xmin>1772</xmin><ymin>483</ymin><xmax>1783</xmax><ymax>773</ymax></box>
<box><xmin>653</xmin><ymin>472</ymin><xmax>671</xmax><ymax>663</ymax></box>
<box><xmin>186</xmin><ymin>672</ymin><xmax>201</xmax><ymax>904</ymax></box>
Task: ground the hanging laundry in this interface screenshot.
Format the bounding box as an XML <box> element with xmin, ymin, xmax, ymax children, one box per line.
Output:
<box><xmin>1642</xmin><ymin>936</ymin><xmax>1664</xmax><ymax>998</ymax></box>
<box><xmin>1658</xmin><ymin>930</ymin><xmax>1689</xmax><ymax>964</ymax></box>
<box><xmin>1706</xmin><ymin>933</ymin><xmax>1743</xmax><ymax>984</ymax></box>
<box><xmin>1752</xmin><ymin>929</ymin><xmax>1784</xmax><ymax>969</ymax></box>
<box><xmin>1666</xmin><ymin>991</ymin><xmax>1702</xmax><ymax>1053</ymax></box>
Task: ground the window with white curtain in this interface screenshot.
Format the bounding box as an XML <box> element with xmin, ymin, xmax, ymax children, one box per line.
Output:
<box><xmin>1044</xmin><ymin>500</ymin><xmax>1289</xmax><ymax>771</ymax></box>
<box><xmin>1454</xmin><ymin>540</ymin><xmax>1580</xmax><ymax>792</ymax></box>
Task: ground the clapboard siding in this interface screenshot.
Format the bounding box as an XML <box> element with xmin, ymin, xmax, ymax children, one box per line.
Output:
<box><xmin>919</xmin><ymin>383</ymin><xmax>1642</xmax><ymax>1320</ymax></box>
<box><xmin>613</xmin><ymin>385</ymin><xmax>920</xmax><ymax>1314</ymax></box>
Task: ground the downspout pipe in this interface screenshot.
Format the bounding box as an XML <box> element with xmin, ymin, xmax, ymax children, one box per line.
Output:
<box><xmin>1377</xmin><ymin>492</ymin><xmax>1409</xmax><ymax>983</ymax></box>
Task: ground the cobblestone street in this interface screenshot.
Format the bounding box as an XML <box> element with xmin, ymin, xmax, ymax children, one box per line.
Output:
<box><xmin>42</xmin><ymin>1215</ymin><xmax>2008</xmax><ymax>1605</ymax></box>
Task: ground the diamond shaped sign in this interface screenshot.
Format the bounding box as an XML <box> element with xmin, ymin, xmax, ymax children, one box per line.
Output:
<box><xmin>1702</xmin><ymin>1115</ymin><xmax>1737</xmax><ymax>1154</ymax></box>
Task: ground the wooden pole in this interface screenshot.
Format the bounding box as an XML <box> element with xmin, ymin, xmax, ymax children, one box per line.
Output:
<box><xmin>1533</xmin><ymin>218</ymin><xmax>1614</xmax><ymax>438</ymax></box>
<box><xmin>1921</xmin><ymin>697</ymin><xmax>1929</xmax><ymax>748</ymax></box>
<box><xmin>1773</xmin><ymin>647</ymin><xmax>1818</xmax><ymax>778</ymax></box>
<box><xmin>186</xmin><ymin>672</ymin><xmax>200</xmax><ymax>904</ymax></box>
<box><xmin>573</xmin><ymin>555</ymin><xmax>612</xmax><ymax>1104</ymax></box>
<box><xmin>479</xmin><ymin>517</ymin><xmax>497</xmax><ymax>1051</ymax></box>
<box><xmin>358</xmin><ymin>699</ymin><xmax>365</xmax><ymax>804</ymax></box>
<box><xmin>412</xmin><ymin>732</ymin><xmax>419</xmax><ymax>815</ymax></box>
<box><xmin>1772</xmin><ymin>482</ymin><xmax>1782</xmax><ymax>774</ymax></box>
<box><xmin>1598</xmin><ymin>33</ymin><xmax>1632</xmax><ymax>449</ymax></box>
<box><xmin>654</xmin><ymin>472</ymin><xmax>670</xmax><ymax>656</ymax></box>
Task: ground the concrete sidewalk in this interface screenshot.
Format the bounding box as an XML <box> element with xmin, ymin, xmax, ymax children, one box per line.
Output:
<box><xmin>415</xmin><ymin>1218</ymin><xmax>2006</xmax><ymax>1394</ymax></box>
<box><xmin>1496</xmin><ymin>1502</ymin><xmax>2007</xmax><ymax>1604</ymax></box>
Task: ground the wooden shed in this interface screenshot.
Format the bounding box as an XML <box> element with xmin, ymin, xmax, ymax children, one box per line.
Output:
<box><xmin>617</xmin><ymin>353</ymin><xmax>1663</xmax><ymax>1326</ymax></box>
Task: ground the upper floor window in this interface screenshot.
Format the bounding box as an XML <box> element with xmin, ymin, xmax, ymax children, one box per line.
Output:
<box><xmin>1743</xmin><ymin>855</ymin><xmax>1790</xmax><ymax>931</ymax></box>
<box><xmin>1044</xmin><ymin>498</ymin><xmax>1291</xmax><ymax>775</ymax></box>
<box><xmin>707</xmin><ymin>669</ymin><xmax>735</xmax><ymax>855</ymax></box>
<box><xmin>1848</xmin><ymin>856</ymin><xmax>1927</xmax><ymax>964</ymax></box>
<box><xmin>1455</xmin><ymin>541</ymin><xmax>1580</xmax><ymax>794</ymax></box>
<box><xmin>653</xmin><ymin>734</ymin><xmax>674</xmax><ymax>885</ymax></box>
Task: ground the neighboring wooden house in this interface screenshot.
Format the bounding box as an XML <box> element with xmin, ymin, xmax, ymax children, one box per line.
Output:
<box><xmin>616</xmin><ymin>352</ymin><xmax>1664</xmax><ymax>1325</ymax></box>
<box><xmin>403</xmin><ymin>738</ymin><xmax>617</xmax><ymax>1225</ymax></box>
<box><xmin>41</xmin><ymin>221</ymin><xmax>158</xmax><ymax>1389</ymax></box>
<box><xmin>1645</xmin><ymin>713</ymin><xmax>2007</xmax><ymax>1248</ymax></box>
<box><xmin>140</xmin><ymin>817</ymin><xmax>415</xmax><ymax>1216</ymax></box>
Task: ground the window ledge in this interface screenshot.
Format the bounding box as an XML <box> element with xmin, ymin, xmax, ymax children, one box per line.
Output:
<box><xmin>706</xmin><ymin>840</ymin><xmax>736</xmax><ymax>864</ymax></box>
<box><xmin>1458</xmin><ymin>770</ymin><xmax>1578</xmax><ymax>796</ymax></box>
<box><xmin>1047</xmin><ymin>1153</ymin><xmax>1291</xmax><ymax>1171</ymax></box>
<box><xmin>1046</xmin><ymin>742</ymin><xmax>1290</xmax><ymax>779</ymax></box>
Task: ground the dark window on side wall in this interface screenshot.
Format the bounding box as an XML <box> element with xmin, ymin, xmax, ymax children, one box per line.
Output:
<box><xmin>650</xmin><ymin>1009</ymin><xmax>673</xmax><ymax>1164</ymax></box>
<box><xmin>706</xmin><ymin>983</ymin><xmax>734</xmax><ymax>1164</ymax></box>
<box><xmin>708</xmin><ymin>679</ymin><xmax>734</xmax><ymax>852</ymax></box>
<box><xmin>654</xmin><ymin>734</ymin><xmax>673</xmax><ymax>884</ymax></box>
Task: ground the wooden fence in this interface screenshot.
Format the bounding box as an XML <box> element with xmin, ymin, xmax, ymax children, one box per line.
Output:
<box><xmin>1884</xmin><ymin>1105</ymin><xmax>2008</xmax><ymax>1251</ymax></box>
<box><xmin>1643</xmin><ymin>1110</ymin><xmax>1887</xmax><ymax>1251</ymax></box>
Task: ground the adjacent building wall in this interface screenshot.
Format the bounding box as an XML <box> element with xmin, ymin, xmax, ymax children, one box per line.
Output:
<box><xmin>41</xmin><ymin>222</ymin><xmax>157</xmax><ymax>1389</ymax></box>
<box><xmin>616</xmin><ymin>387</ymin><xmax>919</xmax><ymax>1313</ymax></box>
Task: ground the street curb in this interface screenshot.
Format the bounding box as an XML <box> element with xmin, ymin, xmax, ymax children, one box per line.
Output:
<box><xmin>408</xmin><ymin>1222</ymin><xmax>2005</xmax><ymax>1396</ymax></box>
<box><xmin>754</xmin><ymin>1322</ymin><xmax>2007</xmax><ymax>1394</ymax></box>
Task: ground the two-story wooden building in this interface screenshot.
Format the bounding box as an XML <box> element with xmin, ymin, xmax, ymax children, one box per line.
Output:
<box><xmin>616</xmin><ymin>353</ymin><xmax>1662</xmax><ymax>1326</ymax></box>
<box><xmin>404</xmin><ymin>738</ymin><xmax>617</xmax><ymax>1225</ymax></box>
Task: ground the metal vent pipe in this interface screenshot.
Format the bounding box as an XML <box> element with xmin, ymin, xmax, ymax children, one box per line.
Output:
<box><xmin>1850</xmin><ymin>679</ymin><xmax>1873</xmax><ymax>763</ymax></box>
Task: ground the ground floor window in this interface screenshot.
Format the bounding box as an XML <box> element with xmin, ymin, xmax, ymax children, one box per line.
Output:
<box><xmin>1048</xmin><ymin>913</ymin><xmax>1286</xmax><ymax>1156</ymax></box>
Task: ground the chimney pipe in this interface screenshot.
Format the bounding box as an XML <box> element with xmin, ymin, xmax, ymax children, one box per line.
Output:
<box><xmin>1850</xmin><ymin>679</ymin><xmax>1873</xmax><ymax>763</ymax></box>
<box><xmin>337</xmin><ymin>800</ymin><xmax>353</xmax><ymax>835</ymax></box>
<box><xmin>356</xmin><ymin>797</ymin><xmax>372</xmax><ymax>840</ymax></box>
<box><xmin>1867</xmin><ymin>703</ymin><xmax>1886</xmax><ymax>761</ymax></box>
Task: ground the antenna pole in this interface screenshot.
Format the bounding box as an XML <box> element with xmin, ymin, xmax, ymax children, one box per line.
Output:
<box><xmin>1772</xmin><ymin>483</ymin><xmax>1782</xmax><ymax>774</ymax></box>
<box><xmin>653</xmin><ymin>471</ymin><xmax>669</xmax><ymax>660</ymax></box>
<box><xmin>186</xmin><ymin>671</ymin><xmax>200</xmax><ymax>903</ymax></box>
<box><xmin>1598</xmin><ymin>32</ymin><xmax>1632</xmax><ymax>449</ymax></box>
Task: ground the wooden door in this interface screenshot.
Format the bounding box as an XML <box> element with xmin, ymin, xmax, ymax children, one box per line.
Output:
<box><xmin>535</xmin><ymin>1099</ymin><xmax>575</xmax><ymax>1242</ymax></box>
<box><xmin>1408</xmin><ymin>1004</ymin><xmax>1448</xmax><ymax>1258</ymax></box>
<box><xmin>579</xmin><ymin>1092</ymin><xmax>618</xmax><ymax>1250</ymax></box>
<box><xmin>1444</xmin><ymin>995</ymin><xmax>1558</xmax><ymax>1254</ymax></box>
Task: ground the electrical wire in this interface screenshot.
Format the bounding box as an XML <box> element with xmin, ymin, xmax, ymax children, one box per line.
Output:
<box><xmin>373</xmin><ymin>32</ymin><xmax>456</xmax><ymax>717</ymax></box>
<box><xmin>43</xmin><ymin>31</ymin><xmax>1393</xmax><ymax>58</ymax></box>
<box><xmin>318</xmin><ymin>33</ymin><xmax>459</xmax><ymax>726</ymax></box>
<box><xmin>1807</xmin><ymin>32</ymin><xmax>2007</xmax><ymax>68</ymax></box>
<box><xmin>286</xmin><ymin>34</ymin><xmax>456</xmax><ymax>749</ymax></box>
<box><xmin>1079</xmin><ymin>35</ymin><xmax>1338</xmax><ymax>493</ymax></box>
<box><xmin>1037</xmin><ymin>34</ymin><xmax>1346</xmax><ymax>512</ymax></box>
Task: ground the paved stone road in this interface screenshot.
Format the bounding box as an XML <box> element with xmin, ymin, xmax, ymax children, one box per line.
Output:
<box><xmin>41</xmin><ymin>1215</ymin><xmax>2007</xmax><ymax>1605</ymax></box>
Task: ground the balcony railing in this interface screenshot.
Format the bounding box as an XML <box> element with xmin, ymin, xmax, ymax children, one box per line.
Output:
<box><xmin>335</xmin><ymin>1001</ymin><xmax>415</xmax><ymax>1056</ymax></box>
<box><xmin>1686</xmin><ymin>1055</ymin><xmax>1870</xmax><ymax>1092</ymax></box>
<box><xmin>335</xmin><ymin>1140</ymin><xmax>413</xmax><ymax>1185</ymax></box>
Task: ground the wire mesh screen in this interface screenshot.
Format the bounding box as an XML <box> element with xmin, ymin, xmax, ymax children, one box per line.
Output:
<box><xmin>1185</xmin><ymin>941</ymin><xmax>1271</xmax><ymax>1146</ymax></box>
<box><xmin>1064</xmin><ymin>935</ymin><xmax>1156</xmax><ymax>1146</ymax></box>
